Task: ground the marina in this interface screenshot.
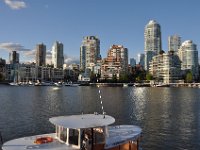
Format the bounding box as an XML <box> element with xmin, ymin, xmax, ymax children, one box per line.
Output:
<box><xmin>6</xmin><ymin>81</ymin><xmax>200</xmax><ymax>88</ymax></box>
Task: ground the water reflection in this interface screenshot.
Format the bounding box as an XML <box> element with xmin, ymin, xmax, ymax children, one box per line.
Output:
<box><xmin>131</xmin><ymin>87</ymin><xmax>200</xmax><ymax>150</ymax></box>
<box><xmin>0</xmin><ymin>86</ymin><xmax>200</xmax><ymax>149</ymax></box>
<box><xmin>130</xmin><ymin>87</ymin><xmax>148</xmax><ymax>121</ymax></box>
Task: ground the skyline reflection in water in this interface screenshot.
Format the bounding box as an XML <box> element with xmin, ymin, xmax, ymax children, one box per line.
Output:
<box><xmin>0</xmin><ymin>85</ymin><xmax>200</xmax><ymax>149</ymax></box>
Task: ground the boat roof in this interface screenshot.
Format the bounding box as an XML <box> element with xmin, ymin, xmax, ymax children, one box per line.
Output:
<box><xmin>49</xmin><ymin>114</ymin><xmax>115</xmax><ymax>129</ymax></box>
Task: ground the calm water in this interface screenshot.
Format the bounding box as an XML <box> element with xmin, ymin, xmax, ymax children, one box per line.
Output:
<box><xmin>0</xmin><ymin>85</ymin><xmax>200</xmax><ymax>150</ymax></box>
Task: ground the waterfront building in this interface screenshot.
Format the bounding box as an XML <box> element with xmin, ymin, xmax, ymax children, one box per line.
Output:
<box><xmin>0</xmin><ymin>58</ymin><xmax>6</xmax><ymax>80</ymax></box>
<box><xmin>9</xmin><ymin>51</ymin><xmax>19</xmax><ymax>64</ymax></box>
<box><xmin>178</xmin><ymin>40</ymin><xmax>199</xmax><ymax>79</ymax></box>
<box><xmin>5</xmin><ymin>63</ymin><xmax>37</xmax><ymax>83</ymax></box>
<box><xmin>36</xmin><ymin>66</ymin><xmax>64</xmax><ymax>82</ymax></box>
<box><xmin>36</xmin><ymin>43</ymin><xmax>46</xmax><ymax>66</ymax></box>
<box><xmin>5</xmin><ymin>64</ymin><xmax>13</xmax><ymax>81</ymax></box>
<box><xmin>5</xmin><ymin>63</ymin><xmax>64</xmax><ymax>82</ymax></box>
<box><xmin>130</xmin><ymin>58</ymin><xmax>136</xmax><ymax>67</ymax></box>
<box><xmin>63</xmin><ymin>64</ymin><xmax>80</xmax><ymax>82</ymax></box>
<box><xmin>51</xmin><ymin>68</ymin><xmax>64</xmax><ymax>81</ymax></box>
<box><xmin>101</xmin><ymin>45</ymin><xmax>128</xmax><ymax>80</ymax></box>
<box><xmin>7</xmin><ymin>51</ymin><xmax>20</xmax><ymax>81</ymax></box>
<box><xmin>78</xmin><ymin>68</ymin><xmax>91</xmax><ymax>82</ymax></box>
<box><xmin>168</xmin><ymin>35</ymin><xmax>181</xmax><ymax>54</ymax></box>
<box><xmin>149</xmin><ymin>51</ymin><xmax>181</xmax><ymax>83</ymax></box>
<box><xmin>52</xmin><ymin>41</ymin><xmax>64</xmax><ymax>68</ymax></box>
<box><xmin>5</xmin><ymin>63</ymin><xmax>20</xmax><ymax>82</ymax></box>
<box><xmin>18</xmin><ymin>63</ymin><xmax>37</xmax><ymax>83</ymax></box>
<box><xmin>144</xmin><ymin>20</ymin><xmax>162</xmax><ymax>71</ymax></box>
<box><xmin>80</xmin><ymin>36</ymin><xmax>101</xmax><ymax>72</ymax></box>
<box><xmin>138</xmin><ymin>53</ymin><xmax>145</xmax><ymax>67</ymax></box>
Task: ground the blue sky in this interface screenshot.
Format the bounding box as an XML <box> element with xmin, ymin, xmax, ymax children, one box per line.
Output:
<box><xmin>0</xmin><ymin>0</ymin><xmax>200</xmax><ymax>64</ymax></box>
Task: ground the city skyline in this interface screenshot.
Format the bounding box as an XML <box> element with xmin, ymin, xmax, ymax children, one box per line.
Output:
<box><xmin>1</xmin><ymin>0</ymin><xmax>200</xmax><ymax>64</ymax></box>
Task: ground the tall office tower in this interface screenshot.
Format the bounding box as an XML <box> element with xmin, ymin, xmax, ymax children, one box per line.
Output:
<box><xmin>138</xmin><ymin>53</ymin><xmax>145</xmax><ymax>67</ymax></box>
<box><xmin>144</xmin><ymin>20</ymin><xmax>162</xmax><ymax>71</ymax></box>
<box><xmin>130</xmin><ymin>58</ymin><xmax>136</xmax><ymax>67</ymax></box>
<box><xmin>36</xmin><ymin>43</ymin><xmax>46</xmax><ymax>66</ymax></box>
<box><xmin>168</xmin><ymin>35</ymin><xmax>181</xmax><ymax>54</ymax></box>
<box><xmin>178</xmin><ymin>40</ymin><xmax>199</xmax><ymax>79</ymax></box>
<box><xmin>9</xmin><ymin>51</ymin><xmax>19</xmax><ymax>64</ymax></box>
<box><xmin>80</xmin><ymin>36</ymin><xmax>101</xmax><ymax>72</ymax></box>
<box><xmin>52</xmin><ymin>41</ymin><xmax>64</xmax><ymax>68</ymax></box>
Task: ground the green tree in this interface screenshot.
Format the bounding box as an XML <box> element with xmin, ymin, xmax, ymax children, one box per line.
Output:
<box><xmin>186</xmin><ymin>71</ymin><xmax>193</xmax><ymax>83</ymax></box>
<box><xmin>90</xmin><ymin>71</ymin><xmax>97</xmax><ymax>83</ymax></box>
<box><xmin>0</xmin><ymin>73</ymin><xmax>4</xmax><ymax>81</ymax></box>
<box><xmin>119</xmin><ymin>73</ymin><xmax>129</xmax><ymax>83</ymax></box>
<box><xmin>112</xmin><ymin>74</ymin><xmax>117</xmax><ymax>83</ymax></box>
<box><xmin>146</xmin><ymin>72</ymin><xmax>153</xmax><ymax>81</ymax></box>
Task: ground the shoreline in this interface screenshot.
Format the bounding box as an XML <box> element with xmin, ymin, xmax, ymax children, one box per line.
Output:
<box><xmin>1</xmin><ymin>82</ymin><xmax>200</xmax><ymax>88</ymax></box>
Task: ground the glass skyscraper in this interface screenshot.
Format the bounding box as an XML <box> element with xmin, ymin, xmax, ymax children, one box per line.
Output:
<box><xmin>36</xmin><ymin>43</ymin><xmax>46</xmax><ymax>66</ymax></box>
<box><xmin>168</xmin><ymin>35</ymin><xmax>181</xmax><ymax>54</ymax></box>
<box><xmin>137</xmin><ymin>53</ymin><xmax>145</xmax><ymax>67</ymax></box>
<box><xmin>52</xmin><ymin>41</ymin><xmax>64</xmax><ymax>68</ymax></box>
<box><xmin>9</xmin><ymin>51</ymin><xmax>19</xmax><ymax>64</ymax></box>
<box><xmin>144</xmin><ymin>20</ymin><xmax>162</xmax><ymax>71</ymax></box>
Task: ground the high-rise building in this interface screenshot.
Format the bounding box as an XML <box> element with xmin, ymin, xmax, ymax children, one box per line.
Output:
<box><xmin>137</xmin><ymin>53</ymin><xmax>145</xmax><ymax>67</ymax></box>
<box><xmin>149</xmin><ymin>51</ymin><xmax>181</xmax><ymax>83</ymax></box>
<box><xmin>52</xmin><ymin>41</ymin><xmax>64</xmax><ymax>68</ymax></box>
<box><xmin>178</xmin><ymin>40</ymin><xmax>199</xmax><ymax>79</ymax></box>
<box><xmin>80</xmin><ymin>36</ymin><xmax>101</xmax><ymax>72</ymax></box>
<box><xmin>36</xmin><ymin>43</ymin><xmax>46</xmax><ymax>66</ymax></box>
<box><xmin>130</xmin><ymin>58</ymin><xmax>136</xmax><ymax>67</ymax></box>
<box><xmin>9</xmin><ymin>51</ymin><xmax>19</xmax><ymax>64</ymax></box>
<box><xmin>144</xmin><ymin>20</ymin><xmax>162</xmax><ymax>71</ymax></box>
<box><xmin>168</xmin><ymin>35</ymin><xmax>181</xmax><ymax>54</ymax></box>
<box><xmin>101</xmin><ymin>45</ymin><xmax>128</xmax><ymax>79</ymax></box>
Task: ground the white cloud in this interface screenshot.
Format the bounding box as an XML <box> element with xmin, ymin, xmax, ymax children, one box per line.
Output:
<box><xmin>4</xmin><ymin>0</ymin><xmax>26</xmax><ymax>10</ymax></box>
<box><xmin>45</xmin><ymin>53</ymin><xmax>79</xmax><ymax>65</ymax></box>
<box><xmin>0</xmin><ymin>42</ymin><xmax>30</xmax><ymax>51</ymax></box>
<box><xmin>64</xmin><ymin>55</ymin><xmax>79</xmax><ymax>64</ymax></box>
<box><xmin>23</xmin><ymin>49</ymin><xmax>35</xmax><ymax>57</ymax></box>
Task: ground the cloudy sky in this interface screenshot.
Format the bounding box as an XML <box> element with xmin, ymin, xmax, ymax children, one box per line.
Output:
<box><xmin>0</xmin><ymin>0</ymin><xmax>200</xmax><ymax>64</ymax></box>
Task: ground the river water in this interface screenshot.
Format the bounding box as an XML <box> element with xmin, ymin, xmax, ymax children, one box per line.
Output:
<box><xmin>0</xmin><ymin>85</ymin><xmax>200</xmax><ymax>150</ymax></box>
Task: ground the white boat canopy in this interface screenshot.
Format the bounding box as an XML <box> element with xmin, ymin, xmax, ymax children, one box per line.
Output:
<box><xmin>49</xmin><ymin>114</ymin><xmax>115</xmax><ymax>129</ymax></box>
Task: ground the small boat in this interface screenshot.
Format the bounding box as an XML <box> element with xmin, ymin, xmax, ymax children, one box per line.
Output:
<box><xmin>155</xmin><ymin>83</ymin><xmax>170</xmax><ymax>87</ymax></box>
<box><xmin>134</xmin><ymin>83</ymin><xmax>150</xmax><ymax>87</ymax></box>
<box><xmin>9</xmin><ymin>82</ymin><xmax>19</xmax><ymax>86</ymax></box>
<box><xmin>40</xmin><ymin>81</ymin><xmax>54</xmax><ymax>86</ymax></box>
<box><xmin>2</xmin><ymin>113</ymin><xmax>142</xmax><ymax>150</ymax></box>
<box><xmin>52</xmin><ymin>87</ymin><xmax>61</xmax><ymax>90</ymax></box>
<box><xmin>123</xmin><ymin>83</ymin><xmax>128</xmax><ymax>87</ymax></box>
<box><xmin>65</xmin><ymin>83</ymin><xmax>80</xmax><ymax>87</ymax></box>
<box><xmin>54</xmin><ymin>82</ymin><xmax>63</xmax><ymax>87</ymax></box>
